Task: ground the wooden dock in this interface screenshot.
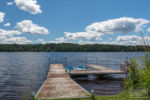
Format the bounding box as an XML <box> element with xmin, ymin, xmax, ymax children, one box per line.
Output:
<box><xmin>35</xmin><ymin>64</ymin><xmax>90</xmax><ymax>99</ymax></box>
<box><xmin>70</xmin><ymin>65</ymin><xmax>127</xmax><ymax>75</ymax></box>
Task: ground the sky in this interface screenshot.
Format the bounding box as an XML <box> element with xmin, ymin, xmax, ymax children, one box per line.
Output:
<box><xmin>0</xmin><ymin>0</ymin><xmax>150</xmax><ymax>45</ymax></box>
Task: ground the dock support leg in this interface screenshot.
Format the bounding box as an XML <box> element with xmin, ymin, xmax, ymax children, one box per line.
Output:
<box><xmin>96</xmin><ymin>57</ymin><xmax>99</xmax><ymax>65</ymax></box>
<box><xmin>48</xmin><ymin>56</ymin><xmax>51</xmax><ymax>65</ymax></box>
<box><xmin>126</xmin><ymin>73</ymin><xmax>128</xmax><ymax>78</ymax></box>
<box><xmin>126</xmin><ymin>57</ymin><xmax>128</xmax><ymax>62</ymax></box>
<box><xmin>64</xmin><ymin>57</ymin><xmax>67</xmax><ymax>68</ymax></box>
<box><xmin>85</xmin><ymin>56</ymin><xmax>87</xmax><ymax>69</ymax></box>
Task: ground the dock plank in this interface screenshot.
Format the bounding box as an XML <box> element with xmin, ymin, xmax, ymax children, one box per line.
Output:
<box><xmin>35</xmin><ymin>64</ymin><xmax>90</xmax><ymax>99</ymax></box>
<box><xmin>70</xmin><ymin>65</ymin><xmax>127</xmax><ymax>75</ymax></box>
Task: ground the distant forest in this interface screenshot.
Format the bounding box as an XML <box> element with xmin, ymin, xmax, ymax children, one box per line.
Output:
<box><xmin>0</xmin><ymin>43</ymin><xmax>149</xmax><ymax>52</ymax></box>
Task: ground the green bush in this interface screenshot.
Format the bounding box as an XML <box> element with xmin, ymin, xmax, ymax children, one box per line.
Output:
<box><xmin>125</xmin><ymin>59</ymin><xmax>141</xmax><ymax>89</ymax></box>
<box><xmin>125</xmin><ymin>54</ymin><xmax>150</xmax><ymax>97</ymax></box>
<box><xmin>141</xmin><ymin>55</ymin><xmax>150</xmax><ymax>96</ymax></box>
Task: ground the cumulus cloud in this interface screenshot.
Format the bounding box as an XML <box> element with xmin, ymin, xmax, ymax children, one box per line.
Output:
<box><xmin>77</xmin><ymin>40</ymin><xmax>97</xmax><ymax>44</ymax></box>
<box><xmin>100</xmin><ymin>41</ymin><xmax>118</xmax><ymax>45</ymax></box>
<box><xmin>0</xmin><ymin>12</ymin><xmax>5</xmax><ymax>23</ymax></box>
<box><xmin>0</xmin><ymin>28</ymin><xmax>32</xmax><ymax>44</ymax></box>
<box><xmin>116</xmin><ymin>35</ymin><xmax>150</xmax><ymax>45</ymax></box>
<box><xmin>116</xmin><ymin>35</ymin><xmax>139</xmax><ymax>45</ymax></box>
<box><xmin>0</xmin><ymin>37</ymin><xmax>32</xmax><ymax>44</ymax></box>
<box><xmin>35</xmin><ymin>39</ymin><xmax>47</xmax><ymax>44</ymax></box>
<box><xmin>14</xmin><ymin>0</ymin><xmax>42</xmax><ymax>14</ymax></box>
<box><xmin>7</xmin><ymin>2</ymin><xmax>13</xmax><ymax>5</ymax></box>
<box><xmin>0</xmin><ymin>36</ymin><xmax>7</xmax><ymax>40</ymax></box>
<box><xmin>65</xmin><ymin>17</ymin><xmax>149</xmax><ymax>41</ymax></box>
<box><xmin>4</xmin><ymin>22</ymin><xmax>11</xmax><ymax>27</ymax></box>
<box><xmin>49</xmin><ymin>37</ymin><xmax>69</xmax><ymax>43</ymax></box>
<box><xmin>65</xmin><ymin>31</ymin><xmax>102</xmax><ymax>41</ymax></box>
<box><xmin>55</xmin><ymin>37</ymin><xmax>67</xmax><ymax>42</ymax></box>
<box><xmin>86</xmin><ymin>17</ymin><xmax>149</xmax><ymax>34</ymax></box>
<box><xmin>147</xmin><ymin>28</ymin><xmax>150</xmax><ymax>32</ymax></box>
<box><xmin>108</xmin><ymin>38</ymin><xmax>113</xmax><ymax>40</ymax></box>
<box><xmin>0</xmin><ymin>29</ymin><xmax>22</xmax><ymax>37</ymax></box>
<box><xmin>16</xmin><ymin>20</ymin><xmax>49</xmax><ymax>35</ymax></box>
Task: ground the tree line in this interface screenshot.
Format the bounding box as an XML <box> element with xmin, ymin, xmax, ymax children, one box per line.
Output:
<box><xmin>0</xmin><ymin>43</ymin><xmax>149</xmax><ymax>52</ymax></box>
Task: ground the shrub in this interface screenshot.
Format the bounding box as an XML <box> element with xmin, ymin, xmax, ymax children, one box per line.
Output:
<box><xmin>125</xmin><ymin>59</ymin><xmax>141</xmax><ymax>89</ymax></box>
<box><xmin>125</xmin><ymin>54</ymin><xmax>150</xmax><ymax>97</ymax></box>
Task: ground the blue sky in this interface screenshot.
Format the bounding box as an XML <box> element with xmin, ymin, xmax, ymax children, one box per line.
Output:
<box><xmin>0</xmin><ymin>0</ymin><xmax>150</xmax><ymax>45</ymax></box>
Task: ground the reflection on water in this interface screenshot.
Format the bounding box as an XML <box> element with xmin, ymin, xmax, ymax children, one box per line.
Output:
<box><xmin>0</xmin><ymin>52</ymin><xmax>147</xmax><ymax>100</ymax></box>
<box><xmin>73</xmin><ymin>75</ymin><xmax>124</xmax><ymax>96</ymax></box>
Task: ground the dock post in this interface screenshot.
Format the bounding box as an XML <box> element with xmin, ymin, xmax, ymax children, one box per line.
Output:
<box><xmin>126</xmin><ymin>57</ymin><xmax>128</xmax><ymax>62</ymax></box>
<box><xmin>96</xmin><ymin>57</ymin><xmax>99</xmax><ymax>65</ymax></box>
<box><xmin>48</xmin><ymin>56</ymin><xmax>51</xmax><ymax>65</ymax></box>
<box><xmin>126</xmin><ymin>73</ymin><xmax>128</xmax><ymax>78</ymax></box>
<box><xmin>64</xmin><ymin>57</ymin><xmax>67</xmax><ymax>68</ymax></box>
<box><xmin>85</xmin><ymin>56</ymin><xmax>87</xmax><ymax>69</ymax></box>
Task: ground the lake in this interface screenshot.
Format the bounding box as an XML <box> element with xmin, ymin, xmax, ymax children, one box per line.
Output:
<box><xmin>0</xmin><ymin>52</ymin><xmax>147</xmax><ymax>100</ymax></box>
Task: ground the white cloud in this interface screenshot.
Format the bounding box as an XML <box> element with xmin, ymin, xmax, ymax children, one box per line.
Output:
<box><xmin>116</xmin><ymin>35</ymin><xmax>139</xmax><ymax>45</ymax></box>
<box><xmin>35</xmin><ymin>39</ymin><xmax>47</xmax><ymax>44</ymax></box>
<box><xmin>100</xmin><ymin>41</ymin><xmax>118</xmax><ymax>45</ymax></box>
<box><xmin>0</xmin><ymin>37</ymin><xmax>32</xmax><ymax>44</ymax></box>
<box><xmin>16</xmin><ymin>20</ymin><xmax>49</xmax><ymax>35</ymax></box>
<box><xmin>55</xmin><ymin>37</ymin><xmax>67</xmax><ymax>42</ymax></box>
<box><xmin>116</xmin><ymin>35</ymin><xmax>150</xmax><ymax>45</ymax></box>
<box><xmin>65</xmin><ymin>31</ymin><xmax>102</xmax><ymax>41</ymax></box>
<box><xmin>86</xmin><ymin>17</ymin><xmax>149</xmax><ymax>34</ymax></box>
<box><xmin>65</xmin><ymin>17</ymin><xmax>149</xmax><ymax>41</ymax></box>
<box><xmin>147</xmin><ymin>28</ymin><xmax>150</xmax><ymax>32</ymax></box>
<box><xmin>0</xmin><ymin>36</ymin><xmax>7</xmax><ymax>40</ymax></box>
<box><xmin>78</xmin><ymin>40</ymin><xmax>96</xmax><ymax>44</ymax></box>
<box><xmin>14</xmin><ymin>0</ymin><xmax>42</xmax><ymax>14</ymax></box>
<box><xmin>0</xmin><ymin>28</ymin><xmax>32</xmax><ymax>44</ymax></box>
<box><xmin>108</xmin><ymin>38</ymin><xmax>113</xmax><ymax>40</ymax></box>
<box><xmin>0</xmin><ymin>29</ymin><xmax>22</xmax><ymax>37</ymax></box>
<box><xmin>84</xmin><ymin>35</ymin><xmax>150</xmax><ymax>45</ymax></box>
<box><xmin>4</xmin><ymin>22</ymin><xmax>11</xmax><ymax>27</ymax></box>
<box><xmin>0</xmin><ymin>12</ymin><xmax>5</xmax><ymax>23</ymax></box>
<box><xmin>7</xmin><ymin>2</ymin><xmax>13</xmax><ymax>5</ymax></box>
<box><xmin>49</xmin><ymin>37</ymin><xmax>69</xmax><ymax>43</ymax></box>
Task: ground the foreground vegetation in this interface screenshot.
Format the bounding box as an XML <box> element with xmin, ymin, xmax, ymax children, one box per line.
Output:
<box><xmin>0</xmin><ymin>43</ymin><xmax>150</xmax><ymax>52</ymax></box>
<box><xmin>26</xmin><ymin>90</ymin><xmax>148</xmax><ymax>100</ymax></box>
<box><xmin>23</xmin><ymin>90</ymin><xmax>148</xmax><ymax>100</ymax></box>
<box><xmin>123</xmin><ymin>54</ymin><xmax>150</xmax><ymax>99</ymax></box>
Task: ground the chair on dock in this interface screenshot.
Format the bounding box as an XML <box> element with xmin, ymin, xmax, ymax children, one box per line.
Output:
<box><xmin>66</xmin><ymin>65</ymin><xmax>74</xmax><ymax>72</ymax></box>
<box><xmin>77</xmin><ymin>65</ymin><xmax>84</xmax><ymax>70</ymax></box>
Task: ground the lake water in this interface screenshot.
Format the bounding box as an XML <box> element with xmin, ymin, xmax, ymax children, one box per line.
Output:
<box><xmin>0</xmin><ymin>52</ymin><xmax>147</xmax><ymax>100</ymax></box>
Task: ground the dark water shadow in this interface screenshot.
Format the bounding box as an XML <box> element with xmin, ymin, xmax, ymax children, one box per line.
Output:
<box><xmin>72</xmin><ymin>74</ymin><xmax>124</xmax><ymax>96</ymax></box>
